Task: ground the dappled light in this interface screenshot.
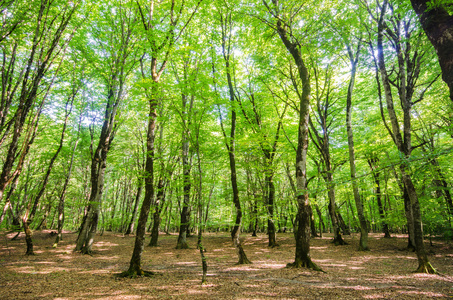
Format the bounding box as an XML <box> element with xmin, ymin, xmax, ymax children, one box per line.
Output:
<box><xmin>2</xmin><ymin>231</ymin><xmax>451</xmax><ymax>299</ymax></box>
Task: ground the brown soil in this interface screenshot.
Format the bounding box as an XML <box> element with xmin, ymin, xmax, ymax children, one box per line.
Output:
<box><xmin>0</xmin><ymin>230</ymin><xmax>452</xmax><ymax>299</ymax></box>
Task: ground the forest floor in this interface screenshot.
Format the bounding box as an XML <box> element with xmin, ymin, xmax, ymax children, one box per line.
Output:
<box><xmin>0</xmin><ymin>230</ymin><xmax>452</xmax><ymax>299</ymax></box>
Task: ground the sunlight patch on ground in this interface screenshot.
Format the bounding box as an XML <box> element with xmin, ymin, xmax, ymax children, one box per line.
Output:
<box><xmin>174</xmin><ymin>261</ymin><xmax>198</xmax><ymax>266</ymax></box>
<box><xmin>94</xmin><ymin>241</ymin><xmax>119</xmax><ymax>247</ymax></box>
<box><xmin>363</xmin><ymin>294</ymin><xmax>387</xmax><ymax>299</ymax></box>
<box><xmin>13</xmin><ymin>266</ymin><xmax>71</xmax><ymax>274</ymax></box>
<box><xmin>341</xmin><ymin>285</ymin><xmax>375</xmax><ymax>290</ymax></box>
<box><xmin>398</xmin><ymin>290</ymin><xmax>446</xmax><ymax>297</ymax></box>
<box><xmin>251</xmin><ymin>261</ymin><xmax>285</xmax><ymax>269</ymax></box>
<box><xmin>224</xmin><ymin>266</ymin><xmax>263</xmax><ymax>272</ymax></box>
<box><xmin>326</xmin><ymin>263</ymin><xmax>347</xmax><ymax>267</ymax></box>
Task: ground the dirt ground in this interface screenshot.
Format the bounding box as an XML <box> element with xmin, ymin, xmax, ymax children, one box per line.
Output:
<box><xmin>0</xmin><ymin>230</ymin><xmax>452</xmax><ymax>299</ymax></box>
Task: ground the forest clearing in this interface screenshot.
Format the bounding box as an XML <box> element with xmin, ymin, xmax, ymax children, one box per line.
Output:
<box><xmin>0</xmin><ymin>230</ymin><xmax>452</xmax><ymax>299</ymax></box>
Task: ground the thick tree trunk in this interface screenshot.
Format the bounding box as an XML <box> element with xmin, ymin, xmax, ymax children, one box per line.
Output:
<box><xmin>410</xmin><ymin>0</ymin><xmax>453</xmax><ymax>101</ymax></box>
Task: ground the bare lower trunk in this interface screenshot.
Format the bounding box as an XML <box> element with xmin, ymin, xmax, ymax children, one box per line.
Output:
<box><xmin>125</xmin><ymin>182</ymin><xmax>142</xmax><ymax>235</ymax></box>
<box><xmin>266</xmin><ymin>175</ymin><xmax>277</xmax><ymax>247</ymax></box>
<box><xmin>402</xmin><ymin>170</ymin><xmax>435</xmax><ymax>273</ymax></box>
<box><xmin>403</xmin><ymin>187</ymin><xmax>416</xmax><ymax>251</ymax></box>
<box><xmin>149</xmin><ymin>179</ymin><xmax>165</xmax><ymax>247</ymax></box>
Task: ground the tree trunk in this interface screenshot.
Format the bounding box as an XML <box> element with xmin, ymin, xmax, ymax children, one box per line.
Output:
<box><xmin>125</xmin><ymin>181</ymin><xmax>143</xmax><ymax>235</ymax></box>
<box><xmin>376</xmin><ymin>0</ymin><xmax>435</xmax><ymax>273</ymax></box>
<box><xmin>265</xmin><ymin>174</ymin><xmax>277</xmax><ymax>247</ymax></box>
<box><xmin>410</xmin><ymin>0</ymin><xmax>453</xmax><ymax>101</ymax></box>
<box><xmin>267</xmin><ymin>5</ymin><xmax>322</xmax><ymax>270</ymax></box>
<box><xmin>149</xmin><ymin>178</ymin><xmax>165</xmax><ymax>247</ymax></box>
<box><xmin>119</xmin><ymin>86</ymin><xmax>158</xmax><ymax>277</ymax></box>
<box><xmin>345</xmin><ymin>42</ymin><xmax>369</xmax><ymax>250</ymax></box>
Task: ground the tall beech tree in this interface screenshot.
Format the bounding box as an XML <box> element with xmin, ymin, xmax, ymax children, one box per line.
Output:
<box><xmin>373</xmin><ymin>0</ymin><xmax>436</xmax><ymax>273</ymax></box>
<box><xmin>119</xmin><ymin>0</ymin><xmax>203</xmax><ymax>277</ymax></box>
<box><xmin>410</xmin><ymin>0</ymin><xmax>453</xmax><ymax>101</ymax></box>
<box><xmin>344</xmin><ymin>38</ymin><xmax>370</xmax><ymax>250</ymax></box>
<box><xmin>308</xmin><ymin>65</ymin><xmax>346</xmax><ymax>246</ymax></box>
<box><xmin>75</xmin><ymin>1</ymin><xmax>138</xmax><ymax>254</ymax></box>
<box><xmin>0</xmin><ymin>0</ymin><xmax>80</xmax><ymax>205</ymax></box>
<box><xmin>262</xmin><ymin>0</ymin><xmax>322</xmax><ymax>270</ymax></box>
<box><xmin>214</xmin><ymin>3</ymin><xmax>251</xmax><ymax>264</ymax></box>
<box><xmin>237</xmin><ymin>68</ymin><xmax>288</xmax><ymax>248</ymax></box>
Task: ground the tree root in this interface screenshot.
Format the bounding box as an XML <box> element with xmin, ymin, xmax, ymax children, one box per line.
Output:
<box><xmin>286</xmin><ymin>260</ymin><xmax>326</xmax><ymax>273</ymax></box>
<box><xmin>115</xmin><ymin>269</ymin><xmax>156</xmax><ymax>278</ymax></box>
<box><xmin>236</xmin><ymin>257</ymin><xmax>252</xmax><ymax>265</ymax></box>
<box><xmin>332</xmin><ymin>237</ymin><xmax>348</xmax><ymax>246</ymax></box>
<box><xmin>414</xmin><ymin>262</ymin><xmax>437</xmax><ymax>274</ymax></box>
<box><xmin>175</xmin><ymin>243</ymin><xmax>189</xmax><ymax>249</ymax></box>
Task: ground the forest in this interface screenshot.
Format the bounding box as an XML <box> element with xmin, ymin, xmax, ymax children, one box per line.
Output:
<box><xmin>1</xmin><ymin>0</ymin><xmax>453</xmax><ymax>298</ymax></box>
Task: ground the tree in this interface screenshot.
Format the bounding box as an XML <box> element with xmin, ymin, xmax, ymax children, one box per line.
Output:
<box><xmin>344</xmin><ymin>37</ymin><xmax>370</xmax><ymax>250</ymax></box>
<box><xmin>262</xmin><ymin>0</ymin><xmax>322</xmax><ymax>270</ymax></box>
<box><xmin>118</xmin><ymin>0</ymin><xmax>203</xmax><ymax>277</ymax></box>
<box><xmin>214</xmin><ymin>3</ymin><xmax>251</xmax><ymax>264</ymax></box>
<box><xmin>308</xmin><ymin>64</ymin><xmax>347</xmax><ymax>246</ymax></box>
<box><xmin>410</xmin><ymin>0</ymin><xmax>453</xmax><ymax>101</ymax></box>
<box><xmin>372</xmin><ymin>0</ymin><xmax>437</xmax><ymax>273</ymax></box>
<box><xmin>0</xmin><ymin>0</ymin><xmax>80</xmax><ymax>207</ymax></box>
<box><xmin>75</xmin><ymin>1</ymin><xmax>138</xmax><ymax>254</ymax></box>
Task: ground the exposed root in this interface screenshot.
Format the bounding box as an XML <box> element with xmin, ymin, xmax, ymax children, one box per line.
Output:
<box><xmin>358</xmin><ymin>245</ymin><xmax>370</xmax><ymax>251</ymax></box>
<box><xmin>81</xmin><ymin>248</ymin><xmax>93</xmax><ymax>256</ymax></box>
<box><xmin>175</xmin><ymin>242</ymin><xmax>189</xmax><ymax>249</ymax></box>
<box><xmin>332</xmin><ymin>237</ymin><xmax>348</xmax><ymax>246</ymax></box>
<box><xmin>115</xmin><ymin>269</ymin><xmax>156</xmax><ymax>278</ymax></box>
<box><xmin>286</xmin><ymin>259</ymin><xmax>325</xmax><ymax>273</ymax></box>
<box><xmin>414</xmin><ymin>262</ymin><xmax>437</xmax><ymax>274</ymax></box>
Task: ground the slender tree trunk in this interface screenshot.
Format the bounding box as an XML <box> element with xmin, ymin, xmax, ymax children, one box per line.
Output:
<box><xmin>125</xmin><ymin>181</ymin><xmax>143</xmax><ymax>235</ymax></box>
<box><xmin>149</xmin><ymin>178</ymin><xmax>165</xmax><ymax>246</ymax></box>
<box><xmin>376</xmin><ymin>0</ymin><xmax>435</xmax><ymax>273</ymax></box>
<box><xmin>54</xmin><ymin>111</ymin><xmax>81</xmax><ymax>246</ymax></box>
<box><xmin>266</xmin><ymin>7</ymin><xmax>322</xmax><ymax>270</ymax></box>
<box><xmin>345</xmin><ymin>42</ymin><xmax>369</xmax><ymax>250</ymax></box>
<box><xmin>121</xmin><ymin>87</ymin><xmax>158</xmax><ymax>277</ymax></box>
<box><xmin>265</xmin><ymin>174</ymin><xmax>277</xmax><ymax>247</ymax></box>
<box><xmin>177</xmin><ymin>109</ymin><xmax>191</xmax><ymax>249</ymax></box>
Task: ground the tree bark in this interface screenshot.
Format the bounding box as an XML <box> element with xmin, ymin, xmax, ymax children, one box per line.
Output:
<box><xmin>410</xmin><ymin>0</ymin><xmax>453</xmax><ymax>101</ymax></box>
<box><xmin>124</xmin><ymin>181</ymin><xmax>143</xmax><ymax>236</ymax></box>
<box><xmin>264</xmin><ymin>0</ymin><xmax>322</xmax><ymax>270</ymax></box>
<box><xmin>376</xmin><ymin>0</ymin><xmax>435</xmax><ymax>273</ymax></box>
<box><xmin>345</xmin><ymin>42</ymin><xmax>369</xmax><ymax>250</ymax></box>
